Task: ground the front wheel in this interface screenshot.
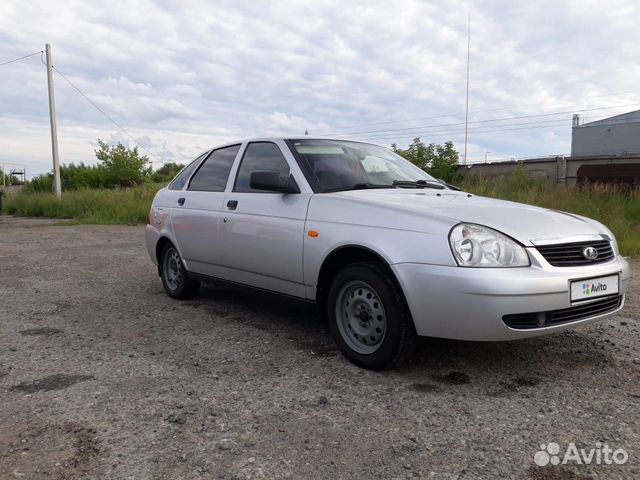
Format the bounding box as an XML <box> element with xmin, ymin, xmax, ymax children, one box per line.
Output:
<box><xmin>160</xmin><ymin>243</ymin><xmax>200</xmax><ymax>299</ymax></box>
<box><xmin>327</xmin><ymin>261</ymin><xmax>416</xmax><ymax>370</ymax></box>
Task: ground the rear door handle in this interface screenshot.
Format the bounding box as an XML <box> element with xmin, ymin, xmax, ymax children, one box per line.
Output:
<box><xmin>177</xmin><ymin>197</ymin><xmax>185</xmax><ymax>206</ymax></box>
<box><xmin>226</xmin><ymin>200</ymin><xmax>238</xmax><ymax>210</ymax></box>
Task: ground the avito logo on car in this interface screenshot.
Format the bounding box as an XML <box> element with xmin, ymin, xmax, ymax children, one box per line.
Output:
<box><xmin>583</xmin><ymin>282</ymin><xmax>608</xmax><ymax>296</ymax></box>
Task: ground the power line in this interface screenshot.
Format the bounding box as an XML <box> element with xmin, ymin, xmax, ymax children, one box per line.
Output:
<box><xmin>368</xmin><ymin>111</ymin><xmax>640</xmax><ymax>159</ymax></box>
<box><xmin>319</xmin><ymin>89</ymin><xmax>640</xmax><ymax>133</ymax></box>
<box><xmin>363</xmin><ymin>123</ymin><xmax>568</xmax><ymax>143</ymax></box>
<box><xmin>51</xmin><ymin>64</ymin><xmax>166</xmax><ymax>164</ymax></box>
<box><xmin>361</xmin><ymin>111</ymin><xmax>640</xmax><ymax>143</ymax></box>
<box><xmin>370</xmin><ymin>116</ymin><xmax>572</xmax><ymax>136</ymax></box>
<box><xmin>360</xmin><ymin>115</ymin><xmax>584</xmax><ymax>141</ymax></box>
<box><xmin>365</xmin><ymin>121</ymin><xmax>573</xmax><ymax>143</ymax></box>
<box><xmin>324</xmin><ymin>107</ymin><xmax>499</xmax><ymax>131</ymax></box>
<box><xmin>347</xmin><ymin>104</ymin><xmax>640</xmax><ymax>137</ymax></box>
<box><xmin>0</xmin><ymin>51</ymin><xmax>43</xmax><ymax>67</ymax></box>
<box><xmin>365</xmin><ymin>121</ymin><xmax>570</xmax><ymax>142</ymax></box>
<box><xmin>328</xmin><ymin>102</ymin><xmax>640</xmax><ymax>137</ymax></box>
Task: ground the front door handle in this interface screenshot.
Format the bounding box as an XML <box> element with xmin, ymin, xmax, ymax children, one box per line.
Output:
<box><xmin>177</xmin><ymin>197</ymin><xmax>185</xmax><ymax>206</ymax></box>
<box><xmin>226</xmin><ymin>200</ymin><xmax>238</xmax><ymax>210</ymax></box>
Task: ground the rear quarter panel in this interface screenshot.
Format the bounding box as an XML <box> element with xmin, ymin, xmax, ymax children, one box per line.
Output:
<box><xmin>146</xmin><ymin>188</ymin><xmax>179</xmax><ymax>264</ymax></box>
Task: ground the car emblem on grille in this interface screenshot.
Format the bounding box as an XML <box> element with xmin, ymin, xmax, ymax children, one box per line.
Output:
<box><xmin>582</xmin><ymin>246</ymin><xmax>599</xmax><ymax>260</ymax></box>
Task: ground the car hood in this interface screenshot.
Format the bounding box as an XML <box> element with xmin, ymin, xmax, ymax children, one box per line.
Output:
<box><xmin>311</xmin><ymin>189</ymin><xmax>610</xmax><ymax>245</ymax></box>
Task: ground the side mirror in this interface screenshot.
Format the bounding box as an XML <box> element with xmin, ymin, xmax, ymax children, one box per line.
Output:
<box><xmin>250</xmin><ymin>171</ymin><xmax>300</xmax><ymax>194</ymax></box>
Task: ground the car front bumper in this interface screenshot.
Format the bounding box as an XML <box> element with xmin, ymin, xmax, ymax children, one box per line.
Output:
<box><xmin>391</xmin><ymin>255</ymin><xmax>631</xmax><ymax>341</ymax></box>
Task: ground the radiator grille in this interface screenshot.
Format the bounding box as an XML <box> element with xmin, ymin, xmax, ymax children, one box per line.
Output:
<box><xmin>535</xmin><ymin>240</ymin><xmax>614</xmax><ymax>267</ymax></box>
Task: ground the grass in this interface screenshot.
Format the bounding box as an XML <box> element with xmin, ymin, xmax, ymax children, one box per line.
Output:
<box><xmin>458</xmin><ymin>172</ymin><xmax>640</xmax><ymax>257</ymax></box>
<box><xmin>2</xmin><ymin>173</ymin><xmax>639</xmax><ymax>256</ymax></box>
<box><xmin>1</xmin><ymin>184</ymin><xmax>162</xmax><ymax>225</ymax></box>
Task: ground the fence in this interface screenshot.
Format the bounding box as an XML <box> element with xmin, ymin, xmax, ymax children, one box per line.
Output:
<box><xmin>458</xmin><ymin>155</ymin><xmax>640</xmax><ymax>185</ymax></box>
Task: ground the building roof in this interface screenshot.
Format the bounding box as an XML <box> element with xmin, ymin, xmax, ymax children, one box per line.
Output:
<box><xmin>578</xmin><ymin>109</ymin><xmax>640</xmax><ymax>128</ymax></box>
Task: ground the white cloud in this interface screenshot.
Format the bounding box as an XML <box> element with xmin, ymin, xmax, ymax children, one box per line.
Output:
<box><xmin>0</xmin><ymin>0</ymin><xmax>639</xmax><ymax>176</ymax></box>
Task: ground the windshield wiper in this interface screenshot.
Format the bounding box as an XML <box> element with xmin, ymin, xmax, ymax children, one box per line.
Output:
<box><xmin>434</xmin><ymin>178</ymin><xmax>462</xmax><ymax>191</ymax></box>
<box><xmin>324</xmin><ymin>182</ymin><xmax>396</xmax><ymax>193</ymax></box>
<box><xmin>392</xmin><ymin>179</ymin><xmax>445</xmax><ymax>190</ymax></box>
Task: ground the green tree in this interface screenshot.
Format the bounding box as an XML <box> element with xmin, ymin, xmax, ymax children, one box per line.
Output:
<box><xmin>151</xmin><ymin>162</ymin><xmax>185</xmax><ymax>183</ymax></box>
<box><xmin>95</xmin><ymin>140</ymin><xmax>151</xmax><ymax>187</ymax></box>
<box><xmin>25</xmin><ymin>173</ymin><xmax>54</xmax><ymax>193</ymax></box>
<box><xmin>392</xmin><ymin>138</ymin><xmax>460</xmax><ymax>182</ymax></box>
<box><xmin>0</xmin><ymin>167</ymin><xmax>22</xmax><ymax>186</ymax></box>
<box><xmin>60</xmin><ymin>162</ymin><xmax>110</xmax><ymax>189</ymax></box>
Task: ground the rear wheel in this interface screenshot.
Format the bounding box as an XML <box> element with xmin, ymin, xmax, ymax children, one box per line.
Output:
<box><xmin>327</xmin><ymin>261</ymin><xmax>416</xmax><ymax>369</ymax></box>
<box><xmin>160</xmin><ymin>243</ymin><xmax>200</xmax><ymax>299</ymax></box>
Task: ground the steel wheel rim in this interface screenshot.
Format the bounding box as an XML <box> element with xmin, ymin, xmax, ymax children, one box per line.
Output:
<box><xmin>335</xmin><ymin>280</ymin><xmax>387</xmax><ymax>354</ymax></box>
<box><xmin>164</xmin><ymin>247</ymin><xmax>183</xmax><ymax>291</ymax></box>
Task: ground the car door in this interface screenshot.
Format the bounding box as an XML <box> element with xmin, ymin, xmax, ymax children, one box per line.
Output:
<box><xmin>170</xmin><ymin>144</ymin><xmax>241</xmax><ymax>276</ymax></box>
<box><xmin>219</xmin><ymin>141</ymin><xmax>311</xmax><ymax>297</ymax></box>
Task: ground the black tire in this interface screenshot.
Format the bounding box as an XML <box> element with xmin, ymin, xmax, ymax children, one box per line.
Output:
<box><xmin>160</xmin><ymin>243</ymin><xmax>200</xmax><ymax>299</ymax></box>
<box><xmin>327</xmin><ymin>261</ymin><xmax>416</xmax><ymax>370</ymax></box>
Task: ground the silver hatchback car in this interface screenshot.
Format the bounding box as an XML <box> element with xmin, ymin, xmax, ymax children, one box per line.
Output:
<box><xmin>146</xmin><ymin>138</ymin><xmax>630</xmax><ymax>369</ymax></box>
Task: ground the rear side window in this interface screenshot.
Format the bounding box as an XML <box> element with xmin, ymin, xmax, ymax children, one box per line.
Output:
<box><xmin>168</xmin><ymin>153</ymin><xmax>207</xmax><ymax>190</ymax></box>
<box><xmin>188</xmin><ymin>144</ymin><xmax>241</xmax><ymax>192</ymax></box>
<box><xmin>234</xmin><ymin>142</ymin><xmax>290</xmax><ymax>192</ymax></box>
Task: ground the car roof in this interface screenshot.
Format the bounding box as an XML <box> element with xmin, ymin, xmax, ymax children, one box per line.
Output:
<box><xmin>209</xmin><ymin>137</ymin><xmax>386</xmax><ymax>150</ymax></box>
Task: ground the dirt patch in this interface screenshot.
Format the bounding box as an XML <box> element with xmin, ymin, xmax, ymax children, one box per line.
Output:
<box><xmin>432</xmin><ymin>371</ymin><xmax>471</xmax><ymax>385</ymax></box>
<box><xmin>488</xmin><ymin>375</ymin><xmax>543</xmax><ymax>396</ymax></box>
<box><xmin>0</xmin><ymin>422</ymin><xmax>100</xmax><ymax>480</ymax></box>
<box><xmin>20</xmin><ymin>327</ymin><xmax>64</xmax><ymax>336</ymax></box>
<box><xmin>63</xmin><ymin>423</ymin><xmax>100</xmax><ymax>472</ymax></box>
<box><xmin>296</xmin><ymin>339</ymin><xmax>339</xmax><ymax>357</ymax></box>
<box><xmin>10</xmin><ymin>374</ymin><xmax>93</xmax><ymax>394</ymax></box>
<box><xmin>528</xmin><ymin>464</ymin><xmax>595</xmax><ymax>479</ymax></box>
<box><xmin>504</xmin><ymin>375</ymin><xmax>541</xmax><ymax>388</ymax></box>
<box><xmin>412</xmin><ymin>382</ymin><xmax>440</xmax><ymax>392</ymax></box>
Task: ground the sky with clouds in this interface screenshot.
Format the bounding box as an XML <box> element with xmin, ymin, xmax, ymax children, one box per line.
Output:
<box><xmin>1</xmin><ymin>0</ymin><xmax>639</xmax><ymax>176</ymax></box>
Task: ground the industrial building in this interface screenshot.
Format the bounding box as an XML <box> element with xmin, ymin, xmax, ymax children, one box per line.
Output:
<box><xmin>459</xmin><ymin>110</ymin><xmax>640</xmax><ymax>185</ymax></box>
<box><xmin>571</xmin><ymin>110</ymin><xmax>640</xmax><ymax>156</ymax></box>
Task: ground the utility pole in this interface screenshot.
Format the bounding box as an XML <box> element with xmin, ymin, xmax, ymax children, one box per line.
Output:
<box><xmin>463</xmin><ymin>14</ymin><xmax>471</xmax><ymax>166</ymax></box>
<box><xmin>45</xmin><ymin>44</ymin><xmax>61</xmax><ymax>199</ymax></box>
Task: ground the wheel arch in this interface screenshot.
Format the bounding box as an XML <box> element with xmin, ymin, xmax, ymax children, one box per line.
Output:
<box><xmin>316</xmin><ymin>245</ymin><xmax>405</xmax><ymax>318</ymax></box>
<box><xmin>155</xmin><ymin>236</ymin><xmax>174</xmax><ymax>275</ymax></box>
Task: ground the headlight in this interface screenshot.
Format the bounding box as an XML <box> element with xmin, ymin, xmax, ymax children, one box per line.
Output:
<box><xmin>600</xmin><ymin>225</ymin><xmax>619</xmax><ymax>256</ymax></box>
<box><xmin>611</xmin><ymin>235</ymin><xmax>619</xmax><ymax>256</ymax></box>
<box><xmin>449</xmin><ymin>223</ymin><xmax>530</xmax><ymax>267</ymax></box>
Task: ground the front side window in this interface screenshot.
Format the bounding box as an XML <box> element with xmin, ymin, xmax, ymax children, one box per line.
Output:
<box><xmin>188</xmin><ymin>144</ymin><xmax>240</xmax><ymax>192</ymax></box>
<box><xmin>289</xmin><ymin>139</ymin><xmax>438</xmax><ymax>192</ymax></box>
<box><xmin>234</xmin><ymin>142</ymin><xmax>291</xmax><ymax>193</ymax></box>
<box><xmin>168</xmin><ymin>152</ymin><xmax>207</xmax><ymax>190</ymax></box>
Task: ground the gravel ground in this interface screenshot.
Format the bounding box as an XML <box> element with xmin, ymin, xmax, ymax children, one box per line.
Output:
<box><xmin>0</xmin><ymin>216</ymin><xmax>638</xmax><ymax>480</ymax></box>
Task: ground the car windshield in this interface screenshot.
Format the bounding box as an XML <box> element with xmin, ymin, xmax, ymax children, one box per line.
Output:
<box><xmin>289</xmin><ymin>139</ymin><xmax>439</xmax><ymax>192</ymax></box>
